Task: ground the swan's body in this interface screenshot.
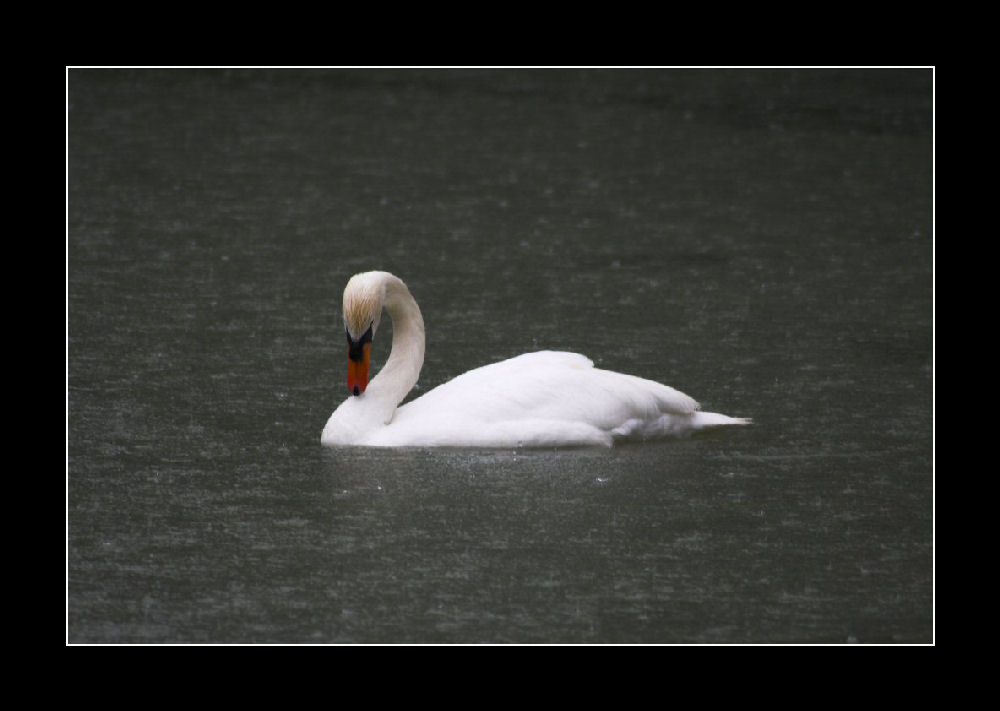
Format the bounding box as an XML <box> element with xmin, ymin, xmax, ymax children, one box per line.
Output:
<box><xmin>321</xmin><ymin>271</ymin><xmax>749</xmax><ymax>448</ymax></box>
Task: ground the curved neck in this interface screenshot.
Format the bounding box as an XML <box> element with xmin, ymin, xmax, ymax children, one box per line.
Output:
<box><xmin>368</xmin><ymin>273</ymin><xmax>425</xmax><ymax>419</ymax></box>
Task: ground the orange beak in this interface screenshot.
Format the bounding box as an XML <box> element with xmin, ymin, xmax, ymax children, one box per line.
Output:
<box><xmin>347</xmin><ymin>342</ymin><xmax>370</xmax><ymax>396</ymax></box>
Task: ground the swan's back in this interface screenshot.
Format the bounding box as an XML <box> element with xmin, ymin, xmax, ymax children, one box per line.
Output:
<box><xmin>363</xmin><ymin>351</ymin><xmax>745</xmax><ymax>448</ymax></box>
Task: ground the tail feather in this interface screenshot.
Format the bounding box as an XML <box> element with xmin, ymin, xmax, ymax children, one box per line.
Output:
<box><xmin>692</xmin><ymin>411</ymin><xmax>752</xmax><ymax>428</ymax></box>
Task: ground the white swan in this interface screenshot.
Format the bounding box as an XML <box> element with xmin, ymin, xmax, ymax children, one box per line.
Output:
<box><xmin>321</xmin><ymin>271</ymin><xmax>749</xmax><ymax>448</ymax></box>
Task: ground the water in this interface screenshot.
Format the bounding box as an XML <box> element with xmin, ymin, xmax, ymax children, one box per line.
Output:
<box><xmin>68</xmin><ymin>68</ymin><xmax>933</xmax><ymax>643</ymax></box>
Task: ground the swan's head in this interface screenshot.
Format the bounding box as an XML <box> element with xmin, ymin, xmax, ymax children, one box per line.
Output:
<box><xmin>343</xmin><ymin>272</ymin><xmax>385</xmax><ymax>396</ymax></box>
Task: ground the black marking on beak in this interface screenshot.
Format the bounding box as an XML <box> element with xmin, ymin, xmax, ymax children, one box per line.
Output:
<box><xmin>347</xmin><ymin>322</ymin><xmax>373</xmax><ymax>362</ymax></box>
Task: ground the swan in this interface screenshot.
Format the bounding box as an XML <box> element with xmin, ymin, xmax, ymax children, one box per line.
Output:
<box><xmin>321</xmin><ymin>271</ymin><xmax>749</xmax><ymax>448</ymax></box>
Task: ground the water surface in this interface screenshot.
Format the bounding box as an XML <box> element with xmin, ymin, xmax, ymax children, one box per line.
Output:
<box><xmin>68</xmin><ymin>69</ymin><xmax>933</xmax><ymax>643</ymax></box>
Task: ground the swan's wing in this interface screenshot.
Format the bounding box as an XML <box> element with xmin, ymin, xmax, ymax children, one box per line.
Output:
<box><xmin>383</xmin><ymin>350</ymin><xmax>699</xmax><ymax>446</ymax></box>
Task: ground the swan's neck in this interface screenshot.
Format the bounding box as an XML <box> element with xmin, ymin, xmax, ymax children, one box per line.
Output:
<box><xmin>367</xmin><ymin>273</ymin><xmax>425</xmax><ymax>421</ymax></box>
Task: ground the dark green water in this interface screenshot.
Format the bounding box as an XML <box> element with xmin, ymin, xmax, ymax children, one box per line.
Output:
<box><xmin>67</xmin><ymin>68</ymin><xmax>933</xmax><ymax>643</ymax></box>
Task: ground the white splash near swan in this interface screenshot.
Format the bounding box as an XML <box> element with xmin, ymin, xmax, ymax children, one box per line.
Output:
<box><xmin>321</xmin><ymin>271</ymin><xmax>749</xmax><ymax>448</ymax></box>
